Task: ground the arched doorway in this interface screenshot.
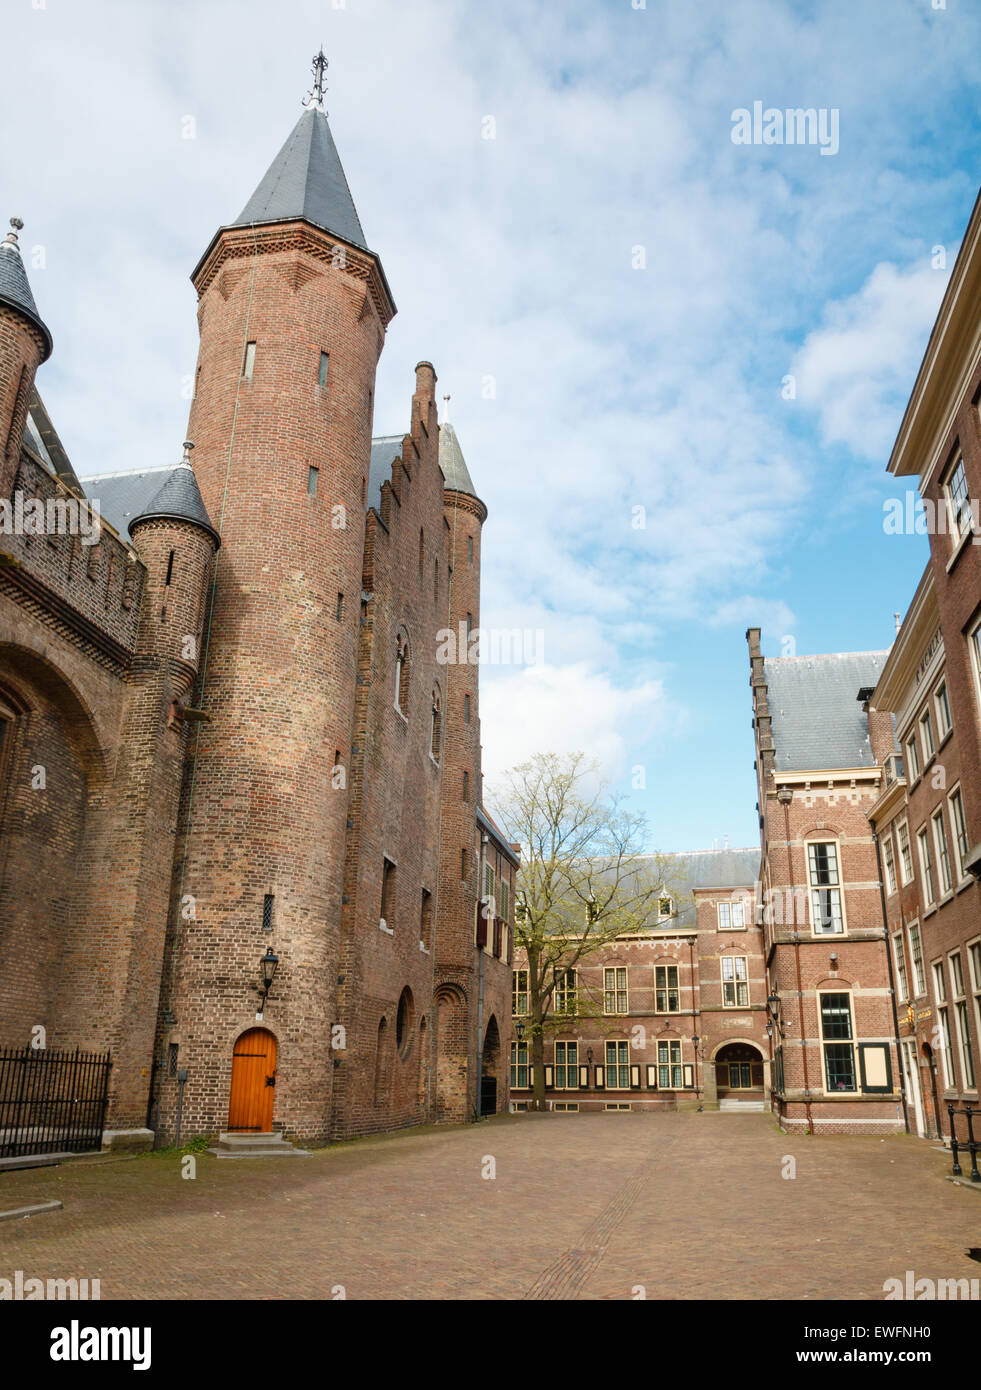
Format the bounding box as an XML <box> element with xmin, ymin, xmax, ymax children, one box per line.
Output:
<box><xmin>715</xmin><ymin>1042</ymin><xmax>765</xmax><ymax>1109</ymax></box>
<box><xmin>481</xmin><ymin>1015</ymin><xmax>501</xmax><ymax>1116</ymax></box>
<box><xmin>228</xmin><ymin>1028</ymin><xmax>277</xmax><ymax>1132</ymax></box>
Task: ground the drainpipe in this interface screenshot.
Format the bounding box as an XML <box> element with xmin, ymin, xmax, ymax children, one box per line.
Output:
<box><xmin>871</xmin><ymin>822</ymin><xmax>910</xmax><ymax>1135</ymax></box>
<box><xmin>780</xmin><ymin>789</ymin><xmax>812</xmax><ymax>1136</ymax></box>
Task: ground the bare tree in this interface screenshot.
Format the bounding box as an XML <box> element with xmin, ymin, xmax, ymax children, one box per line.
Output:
<box><xmin>493</xmin><ymin>751</ymin><xmax>684</xmax><ymax>1111</ymax></box>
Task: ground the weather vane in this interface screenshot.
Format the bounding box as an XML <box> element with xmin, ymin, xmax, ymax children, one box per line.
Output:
<box><xmin>305</xmin><ymin>48</ymin><xmax>328</xmax><ymax>111</ymax></box>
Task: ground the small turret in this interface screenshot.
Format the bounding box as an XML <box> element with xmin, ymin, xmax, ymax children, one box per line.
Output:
<box><xmin>0</xmin><ymin>218</ymin><xmax>53</xmax><ymax>494</ymax></box>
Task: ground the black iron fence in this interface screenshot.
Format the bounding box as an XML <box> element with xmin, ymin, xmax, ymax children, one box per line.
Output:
<box><xmin>0</xmin><ymin>1046</ymin><xmax>111</xmax><ymax>1158</ymax></box>
<box><xmin>948</xmin><ymin>1103</ymin><xmax>981</xmax><ymax>1183</ymax></box>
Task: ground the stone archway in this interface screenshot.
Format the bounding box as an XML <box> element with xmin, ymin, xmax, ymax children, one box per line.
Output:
<box><xmin>714</xmin><ymin>1041</ymin><xmax>766</xmax><ymax>1109</ymax></box>
<box><xmin>481</xmin><ymin>1014</ymin><xmax>501</xmax><ymax>1116</ymax></box>
<box><xmin>433</xmin><ymin>983</ymin><xmax>468</xmax><ymax>1123</ymax></box>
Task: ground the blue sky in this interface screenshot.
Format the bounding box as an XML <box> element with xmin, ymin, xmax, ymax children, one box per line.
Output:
<box><xmin>3</xmin><ymin>0</ymin><xmax>980</xmax><ymax>851</ymax></box>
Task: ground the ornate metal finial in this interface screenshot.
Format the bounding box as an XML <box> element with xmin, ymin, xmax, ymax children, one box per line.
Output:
<box><xmin>1</xmin><ymin>217</ymin><xmax>23</xmax><ymax>251</ymax></box>
<box><xmin>442</xmin><ymin>394</ymin><xmax>451</xmax><ymax>424</ymax></box>
<box><xmin>304</xmin><ymin>48</ymin><xmax>328</xmax><ymax>112</ymax></box>
<box><xmin>179</xmin><ymin>440</ymin><xmax>194</xmax><ymax>468</ymax></box>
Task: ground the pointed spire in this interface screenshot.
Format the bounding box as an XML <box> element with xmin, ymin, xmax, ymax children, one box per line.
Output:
<box><xmin>130</xmin><ymin>441</ymin><xmax>221</xmax><ymax>548</ymax></box>
<box><xmin>0</xmin><ymin>218</ymin><xmax>53</xmax><ymax>361</ymax></box>
<box><xmin>438</xmin><ymin>421</ymin><xmax>478</xmax><ymax>500</ymax></box>
<box><xmin>304</xmin><ymin>48</ymin><xmax>328</xmax><ymax>113</ymax></box>
<box><xmin>230</xmin><ymin>54</ymin><xmax>367</xmax><ymax>251</ymax></box>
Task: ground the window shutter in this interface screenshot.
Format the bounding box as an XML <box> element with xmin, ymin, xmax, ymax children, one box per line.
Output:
<box><xmin>858</xmin><ymin>1042</ymin><xmax>892</xmax><ymax>1094</ymax></box>
<box><xmin>646</xmin><ymin>1064</ymin><xmax>657</xmax><ymax>1089</ymax></box>
<box><xmin>578</xmin><ymin>1064</ymin><xmax>590</xmax><ymax>1089</ymax></box>
<box><xmin>544</xmin><ymin>1065</ymin><xmax>553</xmax><ymax>1090</ymax></box>
<box><xmin>594</xmin><ymin>1067</ymin><xmax>605</xmax><ymax>1089</ymax></box>
<box><xmin>683</xmin><ymin>1063</ymin><xmax>694</xmax><ymax>1089</ymax></box>
<box><xmin>528</xmin><ymin>1067</ymin><xmax>534</xmax><ymax>1087</ymax></box>
<box><xmin>630</xmin><ymin>1065</ymin><xmax>641</xmax><ymax>1090</ymax></box>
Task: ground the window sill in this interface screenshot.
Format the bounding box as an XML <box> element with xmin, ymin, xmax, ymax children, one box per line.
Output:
<box><xmin>379</xmin><ymin>921</ymin><xmax>394</xmax><ymax>936</ymax></box>
<box><xmin>937</xmin><ymin>727</ymin><xmax>954</xmax><ymax>755</ymax></box>
<box><xmin>418</xmin><ymin>941</ymin><xmax>430</xmax><ymax>954</ymax></box>
<box><xmin>955</xmin><ymin>876</ymin><xmax>976</xmax><ymax>895</ymax></box>
<box><xmin>393</xmin><ymin>706</ymin><xmax>408</xmax><ymax>725</ymax></box>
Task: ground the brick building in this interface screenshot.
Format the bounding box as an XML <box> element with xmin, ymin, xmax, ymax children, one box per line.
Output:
<box><xmin>0</xmin><ymin>69</ymin><xmax>513</xmax><ymax>1148</ymax></box>
<box><xmin>510</xmin><ymin>848</ymin><xmax>768</xmax><ymax>1113</ymax></box>
<box><xmin>864</xmin><ymin>185</ymin><xmax>981</xmax><ymax>1142</ymax></box>
<box><xmin>748</xmin><ymin>635</ymin><xmax>906</xmax><ymax>1136</ymax></box>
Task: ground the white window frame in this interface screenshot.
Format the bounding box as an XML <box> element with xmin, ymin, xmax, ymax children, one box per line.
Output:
<box><xmin>917</xmin><ymin>825</ymin><xmax>936</xmax><ymax>906</ymax></box>
<box><xmin>657</xmin><ymin>1039</ymin><xmax>683</xmax><ymax>1089</ymax></box>
<box><xmin>654</xmin><ymin>964</ymin><xmax>680</xmax><ymax>1014</ymax></box>
<box><xmin>897</xmin><ymin>820</ymin><xmax>914</xmax><ymax>885</ymax></box>
<box><xmin>603</xmin><ymin>967</ymin><xmax>628</xmax><ymax>1016</ymax></box>
<box><xmin>944</xmin><ymin>453</ymin><xmax>973</xmax><ymax>541</ymax></box>
<box><xmin>949</xmin><ymin>786</ymin><xmax>970</xmax><ymax>883</ymax></box>
<box><xmin>721</xmin><ymin>954</ymin><xmax>749</xmax><ymax>1008</ymax></box>
<box><xmin>807</xmin><ymin>840</ymin><xmax>844</xmax><ymax>935</ymax></box>
<box><xmin>906</xmin><ymin>733</ymin><xmax>921</xmax><ymax>784</ymax></box>
<box><xmin>553</xmin><ymin>1040</ymin><xmax>579</xmax><ymax>1090</ymax></box>
<box><xmin>908</xmin><ymin>923</ymin><xmax>926</xmax><ymax>997</ymax></box>
<box><xmin>512</xmin><ymin>968</ymin><xmax>528</xmax><ymax>1017</ymax></box>
<box><xmin>949</xmin><ymin>952</ymin><xmax>975</xmax><ymax>1090</ymax></box>
<box><xmin>969</xmin><ymin>938</ymin><xmax>981</xmax><ymax>1089</ymax></box>
<box><xmin>818</xmin><ymin>990</ymin><xmax>858</xmax><ymax>1095</ymax></box>
<box><xmin>919</xmin><ymin>708</ymin><xmax>935</xmax><ymax>764</ymax></box>
<box><xmin>934</xmin><ymin>678</ymin><xmax>952</xmax><ymax>741</ymax></box>
<box><xmin>882</xmin><ymin>836</ymin><xmax>897</xmax><ymax>897</ymax></box>
<box><xmin>554</xmin><ymin>967</ymin><xmax>577</xmax><ymax>1015</ymax></box>
<box><xmin>892</xmin><ymin>931</ymin><xmax>909</xmax><ymax>1004</ymax></box>
<box><xmin>605</xmin><ymin>1038</ymin><xmax>630</xmax><ymax>1090</ymax></box>
<box><xmin>937</xmin><ymin>1006</ymin><xmax>955</xmax><ymax>1089</ymax></box>
<box><xmin>932</xmin><ymin>806</ymin><xmax>952</xmax><ymax>897</ymax></box>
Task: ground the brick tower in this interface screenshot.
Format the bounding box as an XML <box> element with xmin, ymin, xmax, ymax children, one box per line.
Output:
<box><xmin>155</xmin><ymin>63</ymin><xmax>396</xmax><ymax>1143</ymax></box>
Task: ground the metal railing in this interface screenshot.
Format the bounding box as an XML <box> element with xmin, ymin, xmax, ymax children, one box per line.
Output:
<box><xmin>0</xmin><ymin>1046</ymin><xmax>111</xmax><ymax>1158</ymax></box>
<box><xmin>948</xmin><ymin>1103</ymin><xmax>980</xmax><ymax>1183</ymax></box>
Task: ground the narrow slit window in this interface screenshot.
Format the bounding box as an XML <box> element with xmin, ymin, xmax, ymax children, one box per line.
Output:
<box><xmin>318</xmin><ymin>351</ymin><xmax>329</xmax><ymax>387</ymax></box>
<box><xmin>336</xmin><ymin>592</ymin><xmax>344</xmax><ymax>621</ymax></box>
<box><xmin>464</xmin><ymin>694</ymin><xmax>470</xmax><ymax>724</ymax></box>
<box><xmin>307</xmin><ymin>466</ymin><xmax>319</xmax><ymax>496</ymax></box>
<box><xmin>243</xmin><ymin>341</ymin><xmax>256</xmax><ymax>379</ymax></box>
<box><xmin>165</xmin><ymin>550</ymin><xmax>175</xmax><ymax>586</ymax></box>
<box><xmin>262</xmin><ymin>893</ymin><xmax>274</xmax><ymax>932</ymax></box>
<box><xmin>463</xmin><ymin>771</ymin><xmax>469</xmax><ymax>802</ymax></box>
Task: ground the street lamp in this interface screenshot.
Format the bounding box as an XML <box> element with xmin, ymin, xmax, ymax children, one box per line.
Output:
<box><xmin>514</xmin><ymin>1019</ymin><xmax>525</xmax><ymax>1042</ymax></box>
<box><xmin>258</xmin><ymin>947</ymin><xmax>279</xmax><ymax>1012</ymax></box>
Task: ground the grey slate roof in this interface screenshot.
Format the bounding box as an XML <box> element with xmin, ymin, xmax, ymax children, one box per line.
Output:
<box><xmin>131</xmin><ymin>463</ymin><xmax>220</xmax><ymax>547</ymax></box>
<box><xmin>233</xmin><ymin>105</ymin><xmax>367</xmax><ymax>251</ymax></box>
<box><xmin>81</xmin><ymin>466</ymin><xmax>181</xmax><ymax>538</ymax></box>
<box><xmin>572</xmin><ymin>847</ymin><xmax>760</xmax><ymax>934</ymax></box>
<box><xmin>438</xmin><ymin>422</ymin><xmax>477</xmax><ymax>498</ymax></box>
<box><xmin>0</xmin><ymin>232</ymin><xmax>52</xmax><ymax>361</ymax></box>
<box><xmin>367</xmin><ymin>434</ymin><xmax>403</xmax><ymax>516</ymax></box>
<box><xmin>764</xmin><ymin>651</ymin><xmax>890</xmax><ymax>772</ymax></box>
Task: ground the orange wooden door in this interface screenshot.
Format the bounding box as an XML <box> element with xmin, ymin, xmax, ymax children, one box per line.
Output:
<box><xmin>228</xmin><ymin>1029</ymin><xmax>277</xmax><ymax>1132</ymax></box>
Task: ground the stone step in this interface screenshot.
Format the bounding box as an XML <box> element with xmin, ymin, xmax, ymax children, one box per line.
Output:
<box><xmin>207</xmin><ymin>1131</ymin><xmax>311</xmax><ymax>1159</ymax></box>
<box><xmin>719</xmin><ymin>1099</ymin><xmax>765</xmax><ymax>1112</ymax></box>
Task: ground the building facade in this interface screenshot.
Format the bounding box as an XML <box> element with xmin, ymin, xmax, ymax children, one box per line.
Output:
<box><xmin>0</xmin><ymin>75</ymin><xmax>512</xmax><ymax>1148</ymax></box>
<box><xmin>748</xmin><ymin>633</ymin><xmax>906</xmax><ymax>1136</ymax></box>
<box><xmin>510</xmin><ymin>848</ymin><xmax>768</xmax><ymax>1113</ymax></box>
<box><xmin>865</xmin><ymin>186</ymin><xmax>981</xmax><ymax>1142</ymax></box>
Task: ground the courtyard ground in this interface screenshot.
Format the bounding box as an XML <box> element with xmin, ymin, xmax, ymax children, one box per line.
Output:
<box><xmin>0</xmin><ymin>1110</ymin><xmax>978</xmax><ymax>1300</ymax></box>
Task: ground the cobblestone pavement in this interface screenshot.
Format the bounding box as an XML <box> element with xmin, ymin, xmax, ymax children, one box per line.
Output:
<box><xmin>0</xmin><ymin>1111</ymin><xmax>978</xmax><ymax>1300</ymax></box>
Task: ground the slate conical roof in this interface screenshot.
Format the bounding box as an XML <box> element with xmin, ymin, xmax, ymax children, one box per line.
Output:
<box><xmin>232</xmin><ymin>104</ymin><xmax>367</xmax><ymax>251</ymax></box>
<box><xmin>438</xmin><ymin>422</ymin><xmax>478</xmax><ymax>499</ymax></box>
<box><xmin>130</xmin><ymin>453</ymin><xmax>221</xmax><ymax>549</ymax></box>
<box><xmin>0</xmin><ymin>222</ymin><xmax>53</xmax><ymax>361</ymax></box>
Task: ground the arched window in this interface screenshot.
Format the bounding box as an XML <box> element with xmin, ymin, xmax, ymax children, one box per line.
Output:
<box><xmin>396</xmin><ymin>986</ymin><xmax>414</xmax><ymax>1058</ymax></box>
<box><xmin>431</xmin><ymin>689</ymin><xmax>441</xmax><ymax>760</ymax></box>
<box><xmin>395</xmin><ymin>633</ymin><xmax>410</xmax><ymax>714</ymax></box>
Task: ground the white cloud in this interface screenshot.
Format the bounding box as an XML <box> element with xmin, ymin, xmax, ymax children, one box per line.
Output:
<box><xmin>480</xmin><ymin>662</ymin><xmax>668</xmax><ymax>790</ymax></box>
<box><xmin>791</xmin><ymin>259</ymin><xmax>951</xmax><ymax>460</ymax></box>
